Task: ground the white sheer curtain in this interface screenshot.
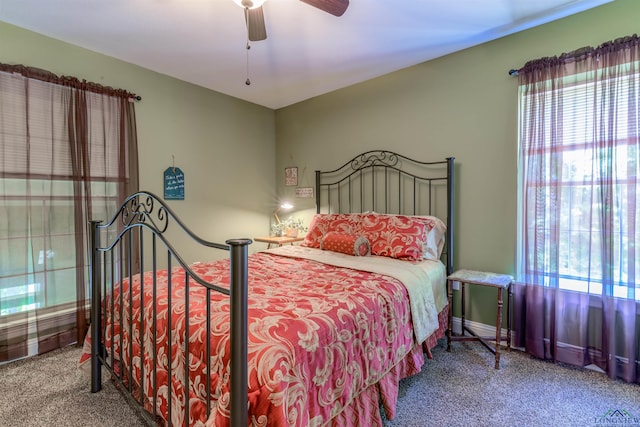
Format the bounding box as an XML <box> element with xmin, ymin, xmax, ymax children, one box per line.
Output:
<box><xmin>515</xmin><ymin>35</ymin><xmax>639</xmax><ymax>384</ymax></box>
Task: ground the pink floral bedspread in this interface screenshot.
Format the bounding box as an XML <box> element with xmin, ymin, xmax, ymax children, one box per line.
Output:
<box><xmin>79</xmin><ymin>251</ymin><xmax>446</xmax><ymax>426</ymax></box>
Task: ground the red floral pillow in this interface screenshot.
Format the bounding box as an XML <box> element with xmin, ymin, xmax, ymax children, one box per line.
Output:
<box><xmin>321</xmin><ymin>232</ymin><xmax>371</xmax><ymax>256</ymax></box>
<box><xmin>360</xmin><ymin>213</ymin><xmax>427</xmax><ymax>261</ymax></box>
<box><xmin>301</xmin><ymin>213</ymin><xmax>362</xmax><ymax>248</ymax></box>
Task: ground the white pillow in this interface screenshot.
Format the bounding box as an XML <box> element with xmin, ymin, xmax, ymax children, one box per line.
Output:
<box><xmin>417</xmin><ymin>215</ymin><xmax>447</xmax><ymax>261</ymax></box>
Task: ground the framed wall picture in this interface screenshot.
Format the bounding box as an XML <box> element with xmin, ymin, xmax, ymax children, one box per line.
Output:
<box><xmin>295</xmin><ymin>187</ymin><xmax>314</xmax><ymax>198</ymax></box>
<box><xmin>285</xmin><ymin>167</ymin><xmax>298</xmax><ymax>186</ymax></box>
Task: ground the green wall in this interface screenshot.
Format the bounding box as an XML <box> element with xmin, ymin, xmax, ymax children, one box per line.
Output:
<box><xmin>2</xmin><ymin>0</ymin><xmax>638</xmax><ymax>327</ymax></box>
<box><xmin>0</xmin><ymin>21</ymin><xmax>276</xmax><ymax>262</ymax></box>
<box><xmin>275</xmin><ymin>0</ymin><xmax>640</xmax><ymax>325</ymax></box>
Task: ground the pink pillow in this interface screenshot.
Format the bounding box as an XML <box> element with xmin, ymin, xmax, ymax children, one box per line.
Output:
<box><xmin>321</xmin><ymin>232</ymin><xmax>371</xmax><ymax>256</ymax></box>
<box><xmin>302</xmin><ymin>213</ymin><xmax>362</xmax><ymax>249</ymax></box>
<box><xmin>360</xmin><ymin>213</ymin><xmax>427</xmax><ymax>261</ymax></box>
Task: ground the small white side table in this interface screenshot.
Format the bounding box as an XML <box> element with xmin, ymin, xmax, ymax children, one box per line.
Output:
<box><xmin>446</xmin><ymin>269</ymin><xmax>513</xmax><ymax>369</ymax></box>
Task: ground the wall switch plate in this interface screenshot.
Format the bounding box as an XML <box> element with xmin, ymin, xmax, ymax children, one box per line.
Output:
<box><xmin>452</xmin><ymin>280</ymin><xmax>460</xmax><ymax>291</ymax></box>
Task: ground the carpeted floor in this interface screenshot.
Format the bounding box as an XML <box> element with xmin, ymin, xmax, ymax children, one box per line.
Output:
<box><xmin>0</xmin><ymin>340</ymin><xmax>638</xmax><ymax>426</ymax></box>
<box><xmin>0</xmin><ymin>345</ymin><xmax>146</xmax><ymax>427</ymax></box>
<box><xmin>386</xmin><ymin>341</ymin><xmax>640</xmax><ymax>426</ymax></box>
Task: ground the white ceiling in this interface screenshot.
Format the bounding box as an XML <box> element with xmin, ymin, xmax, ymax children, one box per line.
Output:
<box><xmin>0</xmin><ymin>0</ymin><xmax>612</xmax><ymax>109</ymax></box>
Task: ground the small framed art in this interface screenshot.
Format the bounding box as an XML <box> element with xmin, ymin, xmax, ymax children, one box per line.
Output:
<box><xmin>295</xmin><ymin>187</ymin><xmax>314</xmax><ymax>198</ymax></box>
<box><xmin>285</xmin><ymin>167</ymin><xmax>298</xmax><ymax>186</ymax></box>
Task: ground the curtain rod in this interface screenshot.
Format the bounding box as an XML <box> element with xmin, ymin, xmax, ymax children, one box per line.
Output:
<box><xmin>0</xmin><ymin>62</ymin><xmax>142</xmax><ymax>101</ymax></box>
<box><xmin>507</xmin><ymin>34</ymin><xmax>640</xmax><ymax>78</ymax></box>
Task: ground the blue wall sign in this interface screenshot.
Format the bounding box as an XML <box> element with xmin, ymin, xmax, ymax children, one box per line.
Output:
<box><xmin>164</xmin><ymin>167</ymin><xmax>185</xmax><ymax>200</ymax></box>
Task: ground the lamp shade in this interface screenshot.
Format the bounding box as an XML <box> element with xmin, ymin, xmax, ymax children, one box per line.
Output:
<box><xmin>233</xmin><ymin>0</ymin><xmax>267</xmax><ymax>9</ymax></box>
<box><xmin>273</xmin><ymin>202</ymin><xmax>293</xmax><ymax>224</ymax></box>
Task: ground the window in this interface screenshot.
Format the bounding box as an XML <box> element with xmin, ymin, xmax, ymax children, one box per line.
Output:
<box><xmin>0</xmin><ymin>179</ymin><xmax>117</xmax><ymax>315</ymax></box>
<box><xmin>0</xmin><ymin>65</ymin><xmax>137</xmax><ymax>362</ymax></box>
<box><xmin>518</xmin><ymin>67</ymin><xmax>640</xmax><ymax>301</ymax></box>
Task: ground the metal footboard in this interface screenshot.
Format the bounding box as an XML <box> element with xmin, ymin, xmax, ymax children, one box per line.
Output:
<box><xmin>88</xmin><ymin>191</ymin><xmax>250</xmax><ymax>427</ymax></box>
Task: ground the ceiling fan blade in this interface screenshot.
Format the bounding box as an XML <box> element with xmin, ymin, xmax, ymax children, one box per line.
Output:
<box><xmin>246</xmin><ymin>6</ymin><xmax>267</xmax><ymax>41</ymax></box>
<box><xmin>299</xmin><ymin>0</ymin><xmax>349</xmax><ymax>17</ymax></box>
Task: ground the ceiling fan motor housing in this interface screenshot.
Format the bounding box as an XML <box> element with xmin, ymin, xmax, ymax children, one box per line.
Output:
<box><xmin>235</xmin><ymin>0</ymin><xmax>266</xmax><ymax>9</ymax></box>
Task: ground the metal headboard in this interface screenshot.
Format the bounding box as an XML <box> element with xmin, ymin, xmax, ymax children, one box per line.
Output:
<box><xmin>315</xmin><ymin>150</ymin><xmax>455</xmax><ymax>274</ymax></box>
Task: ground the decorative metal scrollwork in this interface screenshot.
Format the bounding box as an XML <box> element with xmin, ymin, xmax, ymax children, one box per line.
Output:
<box><xmin>120</xmin><ymin>193</ymin><xmax>169</xmax><ymax>233</ymax></box>
<box><xmin>350</xmin><ymin>150</ymin><xmax>399</xmax><ymax>171</ymax></box>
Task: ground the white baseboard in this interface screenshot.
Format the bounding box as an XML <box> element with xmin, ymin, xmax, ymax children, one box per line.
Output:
<box><xmin>449</xmin><ymin>320</ymin><xmax>638</xmax><ymax>372</ymax></box>
<box><xmin>451</xmin><ymin>317</ymin><xmax>509</xmax><ymax>343</ymax></box>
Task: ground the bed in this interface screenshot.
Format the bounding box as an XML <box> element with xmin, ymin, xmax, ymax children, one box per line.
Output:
<box><xmin>80</xmin><ymin>150</ymin><xmax>455</xmax><ymax>426</ymax></box>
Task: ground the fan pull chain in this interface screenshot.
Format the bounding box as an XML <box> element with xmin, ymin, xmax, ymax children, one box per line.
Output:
<box><xmin>246</xmin><ymin>41</ymin><xmax>251</xmax><ymax>86</ymax></box>
<box><xmin>244</xmin><ymin>6</ymin><xmax>251</xmax><ymax>86</ymax></box>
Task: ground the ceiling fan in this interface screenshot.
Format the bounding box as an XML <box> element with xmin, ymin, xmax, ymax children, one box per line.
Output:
<box><xmin>233</xmin><ymin>0</ymin><xmax>349</xmax><ymax>41</ymax></box>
